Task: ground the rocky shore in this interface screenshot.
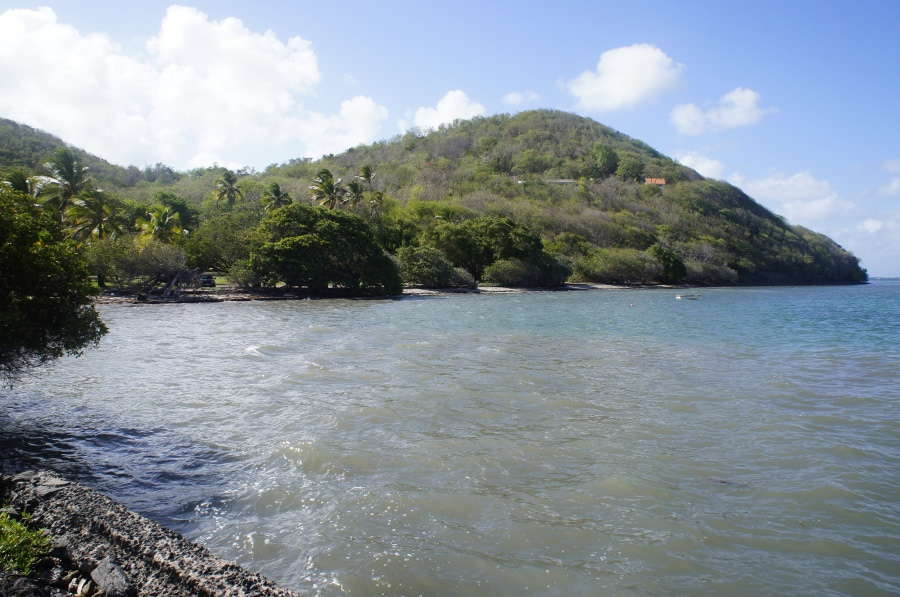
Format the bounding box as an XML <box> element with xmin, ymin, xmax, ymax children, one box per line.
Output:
<box><xmin>0</xmin><ymin>470</ymin><xmax>300</xmax><ymax>597</ymax></box>
<box><xmin>92</xmin><ymin>282</ymin><xmax>631</xmax><ymax>306</ymax></box>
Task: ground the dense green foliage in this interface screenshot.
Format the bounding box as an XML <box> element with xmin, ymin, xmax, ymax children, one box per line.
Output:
<box><xmin>0</xmin><ymin>118</ymin><xmax>168</xmax><ymax>187</ymax></box>
<box><xmin>426</xmin><ymin>216</ymin><xmax>569</xmax><ymax>285</ymax></box>
<box><xmin>0</xmin><ymin>110</ymin><xmax>867</xmax><ymax>289</ymax></box>
<box><xmin>0</xmin><ymin>511</ymin><xmax>50</xmax><ymax>575</ymax></box>
<box><xmin>0</xmin><ymin>189</ymin><xmax>107</xmax><ymax>382</ymax></box>
<box><xmin>261</xmin><ymin>110</ymin><xmax>864</xmax><ymax>285</ymax></box>
<box><xmin>250</xmin><ymin>204</ymin><xmax>402</xmax><ymax>295</ymax></box>
<box><xmin>85</xmin><ymin>236</ymin><xmax>187</xmax><ymax>293</ymax></box>
<box><xmin>396</xmin><ymin>246</ymin><xmax>458</xmax><ymax>288</ymax></box>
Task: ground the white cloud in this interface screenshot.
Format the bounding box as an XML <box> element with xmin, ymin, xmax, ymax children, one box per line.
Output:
<box><xmin>299</xmin><ymin>96</ymin><xmax>388</xmax><ymax>159</ymax></box>
<box><xmin>858</xmin><ymin>219</ymin><xmax>885</xmax><ymax>234</ymax></box>
<box><xmin>841</xmin><ymin>217</ymin><xmax>900</xmax><ymax>276</ymax></box>
<box><xmin>503</xmin><ymin>90</ymin><xmax>540</xmax><ymax>105</ymax></box>
<box><xmin>0</xmin><ymin>6</ymin><xmax>388</xmax><ymax>168</ymax></box>
<box><xmin>675</xmin><ymin>151</ymin><xmax>725</xmax><ymax>179</ymax></box>
<box><xmin>413</xmin><ymin>90</ymin><xmax>485</xmax><ymax>130</ymax></box>
<box><xmin>567</xmin><ymin>43</ymin><xmax>683</xmax><ymax>111</ymax></box>
<box><xmin>878</xmin><ymin>178</ymin><xmax>900</xmax><ymax>196</ymax></box>
<box><xmin>672</xmin><ymin>87</ymin><xmax>774</xmax><ymax>135</ymax></box>
<box><xmin>731</xmin><ymin>170</ymin><xmax>853</xmax><ymax>223</ymax></box>
<box><xmin>884</xmin><ymin>159</ymin><xmax>900</xmax><ymax>173</ymax></box>
<box><xmin>731</xmin><ymin>170</ymin><xmax>900</xmax><ymax>276</ymax></box>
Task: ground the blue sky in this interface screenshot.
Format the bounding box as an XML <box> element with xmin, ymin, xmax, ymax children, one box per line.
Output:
<box><xmin>1</xmin><ymin>1</ymin><xmax>897</xmax><ymax>275</ymax></box>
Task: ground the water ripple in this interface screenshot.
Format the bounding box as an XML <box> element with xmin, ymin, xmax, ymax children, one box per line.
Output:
<box><xmin>1</xmin><ymin>282</ymin><xmax>898</xmax><ymax>595</ymax></box>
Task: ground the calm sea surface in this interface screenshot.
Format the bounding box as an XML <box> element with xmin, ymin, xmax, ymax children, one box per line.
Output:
<box><xmin>2</xmin><ymin>281</ymin><xmax>899</xmax><ymax>595</ymax></box>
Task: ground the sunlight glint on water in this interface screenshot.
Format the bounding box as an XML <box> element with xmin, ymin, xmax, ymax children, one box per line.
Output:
<box><xmin>2</xmin><ymin>282</ymin><xmax>899</xmax><ymax>595</ymax></box>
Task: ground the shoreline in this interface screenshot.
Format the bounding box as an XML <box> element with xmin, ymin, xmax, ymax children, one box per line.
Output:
<box><xmin>92</xmin><ymin>278</ymin><xmax>872</xmax><ymax>306</ymax></box>
<box><xmin>0</xmin><ymin>469</ymin><xmax>301</xmax><ymax>596</ymax></box>
<box><xmin>92</xmin><ymin>282</ymin><xmax>640</xmax><ymax>306</ymax></box>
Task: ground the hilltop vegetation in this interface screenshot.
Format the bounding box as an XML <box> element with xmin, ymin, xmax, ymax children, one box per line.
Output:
<box><xmin>0</xmin><ymin>110</ymin><xmax>866</xmax><ymax>297</ymax></box>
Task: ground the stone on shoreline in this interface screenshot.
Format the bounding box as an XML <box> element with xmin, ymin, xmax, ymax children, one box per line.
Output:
<box><xmin>91</xmin><ymin>557</ymin><xmax>133</xmax><ymax>597</ymax></box>
<box><xmin>0</xmin><ymin>470</ymin><xmax>301</xmax><ymax>596</ymax></box>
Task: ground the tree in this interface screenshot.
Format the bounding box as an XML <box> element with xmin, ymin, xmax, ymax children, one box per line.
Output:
<box><xmin>40</xmin><ymin>147</ymin><xmax>91</xmax><ymax>219</ymax></box>
<box><xmin>3</xmin><ymin>169</ymin><xmax>42</xmax><ymax>197</ymax></box>
<box><xmin>483</xmin><ymin>254</ymin><xmax>571</xmax><ymax>287</ymax></box>
<box><xmin>356</xmin><ymin>165</ymin><xmax>376</xmax><ymax>191</ymax></box>
<box><xmin>573</xmin><ymin>247</ymin><xmax>661</xmax><ymax>284</ymax></box>
<box><xmin>368</xmin><ymin>190</ymin><xmax>385</xmax><ymax>222</ymax></box>
<box><xmin>153</xmin><ymin>191</ymin><xmax>198</xmax><ymax>231</ymax></box>
<box><xmin>0</xmin><ymin>188</ymin><xmax>107</xmax><ymax>382</ymax></box>
<box><xmin>426</xmin><ymin>216</ymin><xmax>547</xmax><ymax>283</ymax></box>
<box><xmin>514</xmin><ymin>148</ymin><xmax>550</xmax><ymax>174</ymax></box>
<box><xmin>250</xmin><ymin>204</ymin><xmax>401</xmax><ymax>295</ymax></box>
<box><xmin>397</xmin><ymin>246</ymin><xmax>456</xmax><ymax>287</ymax></box>
<box><xmin>65</xmin><ymin>188</ymin><xmax>124</xmax><ymax>240</ymax></box>
<box><xmin>647</xmin><ymin>243</ymin><xmax>687</xmax><ymax>284</ymax></box>
<box><xmin>616</xmin><ymin>155</ymin><xmax>645</xmax><ymax>182</ymax></box>
<box><xmin>183</xmin><ymin>210</ymin><xmax>257</xmax><ymax>272</ymax></box>
<box><xmin>593</xmin><ymin>143</ymin><xmax>620</xmax><ymax>178</ymax></box>
<box><xmin>309</xmin><ymin>168</ymin><xmax>345</xmax><ymax>210</ymax></box>
<box><xmin>344</xmin><ymin>181</ymin><xmax>365</xmax><ymax>208</ymax></box>
<box><xmin>136</xmin><ymin>204</ymin><xmax>183</xmax><ymax>243</ymax></box>
<box><xmin>85</xmin><ymin>235</ymin><xmax>187</xmax><ymax>294</ymax></box>
<box><xmin>262</xmin><ymin>182</ymin><xmax>292</xmax><ymax>212</ymax></box>
<box><xmin>214</xmin><ymin>169</ymin><xmax>243</xmax><ymax>208</ymax></box>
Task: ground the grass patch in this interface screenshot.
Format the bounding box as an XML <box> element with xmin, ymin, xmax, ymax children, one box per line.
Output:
<box><xmin>0</xmin><ymin>509</ymin><xmax>50</xmax><ymax>574</ymax></box>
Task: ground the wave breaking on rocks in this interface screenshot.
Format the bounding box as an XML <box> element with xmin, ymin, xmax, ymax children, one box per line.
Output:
<box><xmin>0</xmin><ymin>470</ymin><xmax>300</xmax><ymax>596</ymax></box>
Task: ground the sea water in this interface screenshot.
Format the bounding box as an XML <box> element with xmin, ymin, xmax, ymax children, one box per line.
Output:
<box><xmin>2</xmin><ymin>281</ymin><xmax>898</xmax><ymax>595</ymax></box>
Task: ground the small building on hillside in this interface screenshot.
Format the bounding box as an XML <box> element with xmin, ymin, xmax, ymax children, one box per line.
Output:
<box><xmin>645</xmin><ymin>177</ymin><xmax>666</xmax><ymax>186</ymax></box>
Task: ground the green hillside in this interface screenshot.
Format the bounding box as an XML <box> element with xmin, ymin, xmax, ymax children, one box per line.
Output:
<box><xmin>0</xmin><ymin>111</ymin><xmax>867</xmax><ymax>289</ymax></box>
<box><xmin>264</xmin><ymin>110</ymin><xmax>865</xmax><ymax>285</ymax></box>
<box><xmin>0</xmin><ymin>118</ymin><xmax>180</xmax><ymax>188</ymax></box>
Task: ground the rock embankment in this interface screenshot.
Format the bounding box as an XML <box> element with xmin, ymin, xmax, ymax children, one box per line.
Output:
<box><xmin>0</xmin><ymin>471</ymin><xmax>300</xmax><ymax>596</ymax></box>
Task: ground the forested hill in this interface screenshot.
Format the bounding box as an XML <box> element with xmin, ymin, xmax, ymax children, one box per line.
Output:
<box><xmin>265</xmin><ymin>110</ymin><xmax>866</xmax><ymax>284</ymax></box>
<box><xmin>1</xmin><ymin>110</ymin><xmax>867</xmax><ymax>287</ymax></box>
<box><xmin>0</xmin><ymin>118</ymin><xmax>179</xmax><ymax>186</ymax></box>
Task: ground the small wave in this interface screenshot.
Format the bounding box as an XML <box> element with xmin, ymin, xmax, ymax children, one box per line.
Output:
<box><xmin>244</xmin><ymin>344</ymin><xmax>291</xmax><ymax>357</ymax></box>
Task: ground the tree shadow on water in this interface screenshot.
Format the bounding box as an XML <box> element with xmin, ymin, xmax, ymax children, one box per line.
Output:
<box><xmin>0</xmin><ymin>414</ymin><xmax>239</xmax><ymax>536</ymax></box>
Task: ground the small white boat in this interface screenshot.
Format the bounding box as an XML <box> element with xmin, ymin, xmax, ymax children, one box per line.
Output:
<box><xmin>676</xmin><ymin>293</ymin><xmax>701</xmax><ymax>300</ymax></box>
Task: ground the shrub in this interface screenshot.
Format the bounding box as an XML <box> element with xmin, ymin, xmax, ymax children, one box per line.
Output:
<box><xmin>572</xmin><ymin>248</ymin><xmax>661</xmax><ymax>284</ymax></box>
<box><xmin>225</xmin><ymin>259</ymin><xmax>260</xmax><ymax>288</ymax></box>
<box><xmin>397</xmin><ymin>246</ymin><xmax>456</xmax><ymax>287</ymax></box>
<box><xmin>85</xmin><ymin>236</ymin><xmax>187</xmax><ymax>293</ymax></box>
<box><xmin>483</xmin><ymin>254</ymin><xmax>571</xmax><ymax>287</ymax></box>
<box><xmin>683</xmin><ymin>259</ymin><xmax>738</xmax><ymax>285</ymax></box>
<box><xmin>450</xmin><ymin>267</ymin><xmax>476</xmax><ymax>288</ymax></box>
<box><xmin>484</xmin><ymin>258</ymin><xmax>542</xmax><ymax>287</ymax></box>
<box><xmin>0</xmin><ymin>511</ymin><xmax>50</xmax><ymax>575</ymax></box>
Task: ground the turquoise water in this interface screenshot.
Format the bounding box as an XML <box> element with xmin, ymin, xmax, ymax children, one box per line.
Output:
<box><xmin>2</xmin><ymin>281</ymin><xmax>899</xmax><ymax>595</ymax></box>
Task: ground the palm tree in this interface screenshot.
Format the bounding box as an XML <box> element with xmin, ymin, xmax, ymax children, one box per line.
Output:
<box><xmin>65</xmin><ymin>188</ymin><xmax>123</xmax><ymax>240</ymax></box>
<box><xmin>214</xmin><ymin>170</ymin><xmax>243</xmax><ymax>208</ymax></box>
<box><xmin>368</xmin><ymin>190</ymin><xmax>385</xmax><ymax>221</ymax></box>
<box><xmin>309</xmin><ymin>169</ymin><xmax>345</xmax><ymax>210</ymax></box>
<box><xmin>262</xmin><ymin>182</ymin><xmax>292</xmax><ymax>212</ymax></box>
<box><xmin>356</xmin><ymin>165</ymin><xmax>376</xmax><ymax>191</ymax></box>
<box><xmin>42</xmin><ymin>147</ymin><xmax>91</xmax><ymax>219</ymax></box>
<box><xmin>136</xmin><ymin>204</ymin><xmax>182</xmax><ymax>243</ymax></box>
<box><xmin>3</xmin><ymin>169</ymin><xmax>42</xmax><ymax>198</ymax></box>
<box><xmin>344</xmin><ymin>181</ymin><xmax>365</xmax><ymax>208</ymax></box>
